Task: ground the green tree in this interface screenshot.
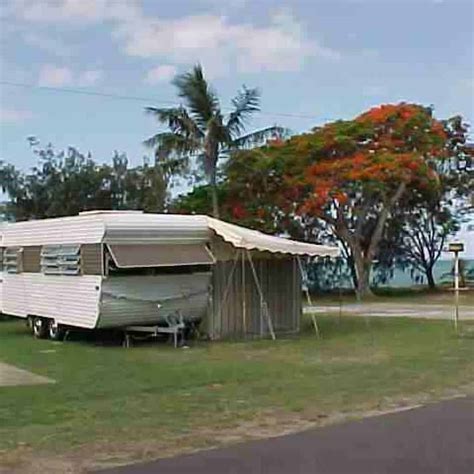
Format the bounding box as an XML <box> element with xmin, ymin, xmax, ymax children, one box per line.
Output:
<box><xmin>380</xmin><ymin>203</ymin><xmax>459</xmax><ymax>289</ymax></box>
<box><xmin>0</xmin><ymin>139</ymin><xmax>167</xmax><ymax>221</ymax></box>
<box><xmin>377</xmin><ymin>115</ymin><xmax>471</xmax><ymax>289</ymax></box>
<box><xmin>144</xmin><ymin>64</ymin><xmax>285</xmax><ymax>218</ymax></box>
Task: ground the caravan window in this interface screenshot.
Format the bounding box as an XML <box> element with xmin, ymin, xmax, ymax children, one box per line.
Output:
<box><xmin>4</xmin><ymin>247</ymin><xmax>23</xmax><ymax>274</ymax></box>
<box><xmin>107</xmin><ymin>244</ymin><xmax>215</xmax><ymax>269</ymax></box>
<box><xmin>41</xmin><ymin>245</ymin><xmax>81</xmax><ymax>275</ymax></box>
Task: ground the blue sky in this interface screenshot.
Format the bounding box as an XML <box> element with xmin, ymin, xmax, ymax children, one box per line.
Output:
<box><xmin>0</xmin><ymin>0</ymin><xmax>473</xmax><ymax>171</ymax></box>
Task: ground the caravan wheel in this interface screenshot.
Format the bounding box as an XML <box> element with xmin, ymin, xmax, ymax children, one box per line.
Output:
<box><xmin>48</xmin><ymin>320</ymin><xmax>65</xmax><ymax>341</ymax></box>
<box><xmin>33</xmin><ymin>317</ymin><xmax>48</xmax><ymax>339</ymax></box>
<box><xmin>26</xmin><ymin>316</ymin><xmax>34</xmax><ymax>330</ymax></box>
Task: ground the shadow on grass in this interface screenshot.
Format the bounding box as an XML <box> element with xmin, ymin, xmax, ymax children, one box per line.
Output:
<box><xmin>63</xmin><ymin>328</ymin><xmax>179</xmax><ymax>349</ymax></box>
<box><xmin>0</xmin><ymin>318</ymin><xmax>177</xmax><ymax>349</ymax></box>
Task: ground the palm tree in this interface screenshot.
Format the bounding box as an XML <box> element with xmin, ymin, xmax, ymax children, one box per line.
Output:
<box><xmin>144</xmin><ymin>64</ymin><xmax>285</xmax><ymax>218</ymax></box>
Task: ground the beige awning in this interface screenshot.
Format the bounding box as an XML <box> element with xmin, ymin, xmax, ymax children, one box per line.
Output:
<box><xmin>107</xmin><ymin>244</ymin><xmax>215</xmax><ymax>268</ymax></box>
<box><xmin>206</xmin><ymin>218</ymin><xmax>339</xmax><ymax>257</ymax></box>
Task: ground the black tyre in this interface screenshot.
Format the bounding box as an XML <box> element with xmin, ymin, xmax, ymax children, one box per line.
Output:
<box><xmin>26</xmin><ymin>316</ymin><xmax>34</xmax><ymax>331</ymax></box>
<box><xmin>48</xmin><ymin>320</ymin><xmax>65</xmax><ymax>341</ymax></box>
<box><xmin>33</xmin><ymin>317</ymin><xmax>48</xmax><ymax>339</ymax></box>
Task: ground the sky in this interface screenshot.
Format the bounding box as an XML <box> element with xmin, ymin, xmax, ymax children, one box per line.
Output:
<box><xmin>0</xmin><ymin>0</ymin><xmax>473</xmax><ymax>172</ymax></box>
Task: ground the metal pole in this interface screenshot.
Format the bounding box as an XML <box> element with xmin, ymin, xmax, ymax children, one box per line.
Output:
<box><xmin>454</xmin><ymin>251</ymin><xmax>459</xmax><ymax>332</ymax></box>
<box><xmin>215</xmin><ymin>250</ymin><xmax>240</xmax><ymax>337</ymax></box>
<box><xmin>337</xmin><ymin>256</ymin><xmax>343</xmax><ymax>323</ymax></box>
<box><xmin>242</xmin><ymin>250</ymin><xmax>247</xmax><ymax>337</ymax></box>
<box><xmin>297</xmin><ymin>256</ymin><xmax>320</xmax><ymax>337</ymax></box>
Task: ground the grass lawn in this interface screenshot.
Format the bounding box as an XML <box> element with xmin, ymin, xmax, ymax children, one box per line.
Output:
<box><xmin>0</xmin><ymin>315</ymin><xmax>473</xmax><ymax>472</ymax></box>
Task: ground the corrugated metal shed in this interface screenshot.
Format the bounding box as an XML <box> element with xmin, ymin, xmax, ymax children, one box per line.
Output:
<box><xmin>209</xmin><ymin>254</ymin><xmax>301</xmax><ymax>339</ymax></box>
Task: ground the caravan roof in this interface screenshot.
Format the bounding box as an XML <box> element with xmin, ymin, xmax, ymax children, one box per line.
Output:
<box><xmin>1</xmin><ymin>211</ymin><xmax>338</xmax><ymax>257</ymax></box>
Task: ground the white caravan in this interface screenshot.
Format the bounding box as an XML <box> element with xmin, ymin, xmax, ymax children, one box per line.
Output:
<box><xmin>0</xmin><ymin>211</ymin><xmax>338</xmax><ymax>341</ymax></box>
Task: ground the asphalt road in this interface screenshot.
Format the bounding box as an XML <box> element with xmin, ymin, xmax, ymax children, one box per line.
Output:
<box><xmin>100</xmin><ymin>397</ymin><xmax>474</xmax><ymax>474</ymax></box>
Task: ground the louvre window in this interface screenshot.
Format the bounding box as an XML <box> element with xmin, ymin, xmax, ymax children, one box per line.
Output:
<box><xmin>4</xmin><ymin>247</ymin><xmax>22</xmax><ymax>274</ymax></box>
<box><xmin>41</xmin><ymin>245</ymin><xmax>81</xmax><ymax>275</ymax></box>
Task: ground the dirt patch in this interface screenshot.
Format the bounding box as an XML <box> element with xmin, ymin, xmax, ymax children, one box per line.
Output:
<box><xmin>0</xmin><ymin>362</ymin><xmax>55</xmax><ymax>387</ymax></box>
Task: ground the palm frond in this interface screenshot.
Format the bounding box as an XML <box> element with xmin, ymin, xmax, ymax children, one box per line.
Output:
<box><xmin>226</xmin><ymin>86</ymin><xmax>261</xmax><ymax>137</ymax></box>
<box><xmin>230</xmin><ymin>126</ymin><xmax>289</xmax><ymax>150</ymax></box>
<box><xmin>145</xmin><ymin>106</ymin><xmax>203</xmax><ymax>138</ymax></box>
<box><xmin>172</xmin><ymin>64</ymin><xmax>219</xmax><ymax>127</ymax></box>
<box><xmin>143</xmin><ymin>132</ymin><xmax>201</xmax><ymax>155</ymax></box>
<box><xmin>144</xmin><ymin>133</ymin><xmax>202</xmax><ymax>180</ymax></box>
<box><xmin>207</xmin><ymin>112</ymin><xmax>232</xmax><ymax>144</ymax></box>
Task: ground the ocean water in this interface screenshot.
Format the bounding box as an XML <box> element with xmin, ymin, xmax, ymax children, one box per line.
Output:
<box><xmin>382</xmin><ymin>259</ymin><xmax>470</xmax><ymax>288</ymax></box>
<box><xmin>328</xmin><ymin>259</ymin><xmax>474</xmax><ymax>289</ymax></box>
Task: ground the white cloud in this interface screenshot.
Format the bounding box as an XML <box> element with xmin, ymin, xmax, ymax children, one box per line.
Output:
<box><xmin>145</xmin><ymin>65</ymin><xmax>177</xmax><ymax>84</ymax></box>
<box><xmin>11</xmin><ymin>0</ymin><xmax>138</xmax><ymax>24</ymax></box>
<box><xmin>115</xmin><ymin>10</ymin><xmax>337</xmax><ymax>75</ymax></box>
<box><xmin>9</xmin><ymin>1</ymin><xmax>337</xmax><ymax>75</ymax></box>
<box><xmin>38</xmin><ymin>64</ymin><xmax>73</xmax><ymax>86</ymax></box>
<box><xmin>0</xmin><ymin>107</ymin><xmax>34</xmax><ymax>123</ymax></box>
<box><xmin>38</xmin><ymin>64</ymin><xmax>103</xmax><ymax>87</ymax></box>
<box><xmin>77</xmin><ymin>69</ymin><xmax>103</xmax><ymax>86</ymax></box>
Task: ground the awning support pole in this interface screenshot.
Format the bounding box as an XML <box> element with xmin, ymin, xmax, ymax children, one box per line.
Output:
<box><xmin>215</xmin><ymin>250</ymin><xmax>240</xmax><ymax>337</ymax></box>
<box><xmin>297</xmin><ymin>256</ymin><xmax>320</xmax><ymax>338</ymax></box>
<box><xmin>246</xmin><ymin>250</ymin><xmax>276</xmax><ymax>341</ymax></box>
<box><xmin>242</xmin><ymin>250</ymin><xmax>247</xmax><ymax>337</ymax></box>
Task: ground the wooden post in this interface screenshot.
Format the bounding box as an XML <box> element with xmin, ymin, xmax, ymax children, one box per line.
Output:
<box><xmin>448</xmin><ymin>242</ymin><xmax>464</xmax><ymax>333</ymax></box>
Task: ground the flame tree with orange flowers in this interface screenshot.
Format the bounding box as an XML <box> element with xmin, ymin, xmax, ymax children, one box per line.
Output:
<box><xmin>224</xmin><ymin>103</ymin><xmax>455</xmax><ymax>298</ymax></box>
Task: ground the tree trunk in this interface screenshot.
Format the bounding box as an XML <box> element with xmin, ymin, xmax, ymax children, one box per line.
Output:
<box><xmin>210</xmin><ymin>167</ymin><xmax>219</xmax><ymax>218</ymax></box>
<box><xmin>425</xmin><ymin>265</ymin><xmax>436</xmax><ymax>289</ymax></box>
<box><xmin>353</xmin><ymin>250</ymin><xmax>374</xmax><ymax>300</ymax></box>
<box><xmin>348</xmin><ymin>256</ymin><xmax>359</xmax><ymax>291</ymax></box>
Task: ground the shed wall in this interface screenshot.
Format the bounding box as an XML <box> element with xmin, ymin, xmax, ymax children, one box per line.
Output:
<box><xmin>209</xmin><ymin>252</ymin><xmax>301</xmax><ymax>339</ymax></box>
